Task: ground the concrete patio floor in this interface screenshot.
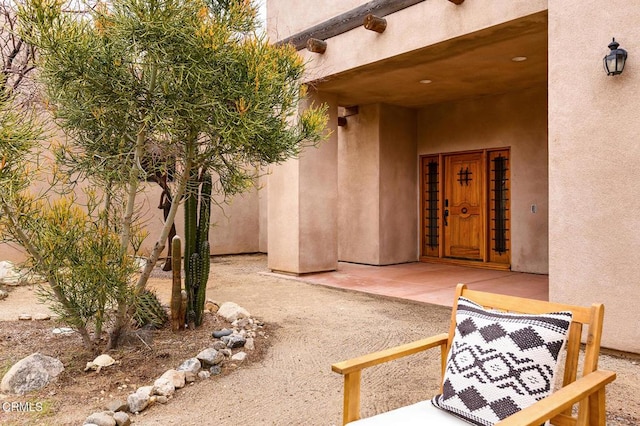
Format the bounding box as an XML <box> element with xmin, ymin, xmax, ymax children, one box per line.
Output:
<box><xmin>272</xmin><ymin>261</ymin><xmax>549</xmax><ymax>307</ymax></box>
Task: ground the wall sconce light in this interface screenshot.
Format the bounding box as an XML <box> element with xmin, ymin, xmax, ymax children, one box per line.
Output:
<box><xmin>603</xmin><ymin>38</ymin><xmax>627</xmax><ymax>76</ymax></box>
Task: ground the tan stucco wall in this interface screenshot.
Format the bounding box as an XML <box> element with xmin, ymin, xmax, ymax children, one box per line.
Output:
<box><xmin>266</xmin><ymin>0</ymin><xmax>367</xmax><ymax>38</ymax></box>
<box><xmin>548</xmin><ymin>0</ymin><xmax>640</xmax><ymax>353</ymax></box>
<box><xmin>267</xmin><ymin>0</ymin><xmax>547</xmax><ymax>83</ymax></box>
<box><xmin>379</xmin><ymin>104</ymin><xmax>418</xmax><ymax>264</ymax></box>
<box><xmin>338</xmin><ymin>104</ymin><xmax>417</xmax><ymax>265</ymax></box>
<box><xmin>0</xmin><ymin>182</ymin><xmax>262</xmax><ymax>264</ymax></box>
<box><xmin>338</xmin><ymin>104</ymin><xmax>381</xmax><ymax>264</ymax></box>
<box><xmin>267</xmin><ymin>91</ymin><xmax>339</xmax><ymax>274</ymax></box>
<box><xmin>418</xmin><ymin>85</ymin><xmax>548</xmax><ymax>274</ymax></box>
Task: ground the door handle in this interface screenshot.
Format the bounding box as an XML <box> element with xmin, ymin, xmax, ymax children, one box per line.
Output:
<box><xmin>444</xmin><ymin>199</ymin><xmax>449</xmax><ymax>226</ymax></box>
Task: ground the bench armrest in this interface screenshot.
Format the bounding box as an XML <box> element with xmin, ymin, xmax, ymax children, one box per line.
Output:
<box><xmin>332</xmin><ymin>333</ymin><xmax>449</xmax><ymax>375</ymax></box>
<box><xmin>332</xmin><ymin>333</ymin><xmax>449</xmax><ymax>425</ymax></box>
<box><xmin>496</xmin><ymin>369</ymin><xmax>617</xmax><ymax>426</ymax></box>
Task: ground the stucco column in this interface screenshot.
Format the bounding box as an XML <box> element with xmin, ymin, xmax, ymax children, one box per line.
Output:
<box><xmin>548</xmin><ymin>0</ymin><xmax>640</xmax><ymax>353</ymax></box>
<box><xmin>267</xmin><ymin>91</ymin><xmax>338</xmax><ymax>274</ymax></box>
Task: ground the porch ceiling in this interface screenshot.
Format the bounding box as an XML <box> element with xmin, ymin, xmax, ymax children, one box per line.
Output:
<box><xmin>312</xmin><ymin>11</ymin><xmax>548</xmax><ymax>109</ymax></box>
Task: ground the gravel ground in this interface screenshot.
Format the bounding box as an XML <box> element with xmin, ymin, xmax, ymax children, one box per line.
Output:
<box><xmin>1</xmin><ymin>254</ymin><xmax>638</xmax><ymax>425</ymax></box>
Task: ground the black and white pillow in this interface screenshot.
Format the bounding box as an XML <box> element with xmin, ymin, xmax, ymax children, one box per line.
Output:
<box><xmin>432</xmin><ymin>297</ymin><xmax>573</xmax><ymax>426</ymax></box>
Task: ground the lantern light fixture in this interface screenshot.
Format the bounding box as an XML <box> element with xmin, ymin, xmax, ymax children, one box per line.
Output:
<box><xmin>604</xmin><ymin>38</ymin><xmax>627</xmax><ymax>76</ymax></box>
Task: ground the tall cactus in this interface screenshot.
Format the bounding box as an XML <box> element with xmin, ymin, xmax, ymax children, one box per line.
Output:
<box><xmin>170</xmin><ymin>235</ymin><xmax>183</xmax><ymax>332</ymax></box>
<box><xmin>184</xmin><ymin>172</ymin><xmax>212</xmax><ymax>328</ymax></box>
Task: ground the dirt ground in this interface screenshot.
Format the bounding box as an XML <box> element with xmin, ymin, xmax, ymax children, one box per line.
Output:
<box><xmin>0</xmin><ymin>254</ymin><xmax>638</xmax><ymax>425</ymax></box>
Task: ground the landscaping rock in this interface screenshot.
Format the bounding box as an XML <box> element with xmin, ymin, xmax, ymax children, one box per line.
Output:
<box><xmin>196</xmin><ymin>348</ymin><xmax>224</xmax><ymax>366</ymax></box>
<box><xmin>222</xmin><ymin>333</ymin><xmax>246</xmax><ymax>349</ymax></box>
<box><xmin>209</xmin><ymin>365</ymin><xmax>222</xmax><ymax>376</ymax></box>
<box><xmin>0</xmin><ymin>289</ymin><xmax>7</xmax><ymax>300</ymax></box>
<box><xmin>184</xmin><ymin>371</ymin><xmax>196</xmax><ymax>383</ymax></box>
<box><xmin>0</xmin><ymin>261</ymin><xmax>22</xmax><ymax>285</ymax></box>
<box><xmin>212</xmin><ymin>340</ymin><xmax>226</xmax><ymax>350</ymax></box>
<box><xmin>153</xmin><ymin>377</ymin><xmax>175</xmax><ymax>397</ymax></box>
<box><xmin>197</xmin><ymin>371</ymin><xmax>210</xmax><ymax>379</ymax></box>
<box><xmin>212</xmin><ymin>328</ymin><xmax>233</xmax><ymax>339</ymax></box>
<box><xmin>156</xmin><ymin>395</ymin><xmax>168</xmax><ymax>404</ymax></box>
<box><xmin>160</xmin><ymin>369</ymin><xmax>185</xmax><ymax>389</ymax></box>
<box><xmin>232</xmin><ymin>318</ymin><xmax>251</xmax><ymax>328</ymax></box>
<box><xmin>33</xmin><ymin>313</ymin><xmax>51</xmax><ymax>321</ymax></box>
<box><xmin>18</xmin><ymin>314</ymin><xmax>31</xmax><ymax>320</ymax></box>
<box><xmin>176</xmin><ymin>357</ymin><xmax>201</xmax><ymax>374</ymax></box>
<box><xmin>217</xmin><ymin>302</ymin><xmax>250</xmax><ymax>322</ymax></box>
<box><xmin>84</xmin><ymin>411</ymin><xmax>116</xmax><ymax>426</ymax></box>
<box><xmin>52</xmin><ymin>327</ymin><xmax>74</xmax><ymax>335</ymax></box>
<box><xmin>105</xmin><ymin>399</ymin><xmax>127</xmax><ymax>412</ymax></box>
<box><xmin>245</xmin><ymin>337</ymin><xmax>255</xmax><ymax>351</ymax></box>
<box><xmin>127</xmin><ymin>385</ymin><xmax>154</xmax><ymax>413</ymax></box>
<box><xmin>0</xmin><ymin>353</ymin><xmax>64</xmax><ymax>395</ymax></box>
<box><xmin>231</xmin><ymin>352</ymin><xmax>247</xmax><ymax>363</ymax></box>
<box><xmin>113</xmin><ymin>411</ymin><xmax>131</xmax><ymax>426</ymax></box>
<box><xmin>205</xmin><ymin>299</ymin><xmax>219</xmax><ymax>312</ymax></box>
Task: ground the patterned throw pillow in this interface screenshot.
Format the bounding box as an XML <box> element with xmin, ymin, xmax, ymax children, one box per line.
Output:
<box><xmin>432</xmin><ymin>297</ymin><xmax>573</xmax><ymax>426</ymax></box>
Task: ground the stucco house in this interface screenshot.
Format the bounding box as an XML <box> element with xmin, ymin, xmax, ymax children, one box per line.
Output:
<box><xmin>1</xmin><ymin>0</ymin><xmax>638</xmax><ymax>354</ymax></box>
<box><xmin>263</xmin><ymin>0</ymin><xmax>640</xmax><ymax>353</ymax></box>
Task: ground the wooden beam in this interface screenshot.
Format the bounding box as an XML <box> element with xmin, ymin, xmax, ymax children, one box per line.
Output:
<box><xmin>276</xmin><ymin>0</ymin><xmax>426</xmax><ymax>50</ymax></box>
<box><xmin>306</xmin><ymin>38</ymin><xmax>327</xmax><ymax>54</ymax></box>
<box><xmin>364</xmin><ymin>14</ymin><xmax>387</xmax><ymax>33</ymax></box>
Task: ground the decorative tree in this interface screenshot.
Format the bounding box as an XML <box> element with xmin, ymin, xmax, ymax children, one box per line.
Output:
<box><xmin>20</xmin><ymin>0</ymin><xmax>327</xmax><ymax>346</ymax></box>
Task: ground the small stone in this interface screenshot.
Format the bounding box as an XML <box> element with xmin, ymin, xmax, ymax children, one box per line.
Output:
<box><xmin>222</xmin><ymin>334</ymin><xmax>246</xmax><ymax>349</ymax></box>
<box><xmin>197</xmin><ymin>371</ymin><xmax>211</xmax><ymax>379</ymax></box>
<box><xmin>0</xmin><ymin>289</ymin><xmax>8</xmax><ymax>300</ymax></box>
<box><xmin>245</xmin><ymin>338</ymin><xmax>255</xmax><ymax>351</ymax></box>
<box><xmin>232</xmin><ymin>318</ymin><xmax>251</xmax><ymax>328</ymax></box>
<box><xmin>113</xmin><ymin>411</ymin><xmax>131</xmax><ymax>426</ymax></box>
<box><xmin>212</xmin><ymin>328</ymin><xmax>233</xmax><ymax>339</ymax></box>
<box><xmin>176</xmin><ymin>358</ymin><xmax>201</xmax><ymax>374</ymax></box>
<box><xmin>105</xmin><ymin>399</ymin><xmax>127</xmax><ymax>412</ymax></box>
<box><xmin>212</xmin><ymin>341</ymin><xmax>226</xmax><ymax>350</ymax></box>
<box><xmin>184</xmin><ymin>371</ymin><xmax>196</xmax><ymax>383</ymax></box>
<box><xmin>217</xmin><ymin>302</ymin><xmax>250</xmax><ymax>322</ymax></box>
<box><xmin>156</xmin><ymin>395</ymin><xmax>168</xmax><ymax>404</ymax></box>
<box><xmin>127</xmin><ymin>386</ymin><xmax>153</xmax><ymax>413</ymax></box>
<box><xmin>84</xmin><ymin>411</ymin><xmax>116</xmax><ymax>426</ymax></box>
<box><xmin>136</xmin><ymin>385</ymin><xmax>154</xmax><ymax>399</ymax></box>
<box><xmin>209</xmin><ymin>365</ymin><xmax>222</xmax><ymax>376</ymax></box>
<box><xmin>160</xmin><ymin>369</ymin><xmax>186</xmax><ymax>389</ymax></box>
<box><xmin>205</xmin><ymin>299</ymin><xmax>219</xmax><ymax>312</ymax></box>
<box><xmin>33</xmin><ymin>313</ymin><xmax>51</xmax><ymax>321</ymax></box>
<box><xmin>52</xmin><ymin>327</ymin><xmax>75</xmax><ymax>335</ymax></box>
<box><xmin>220</xmin><ymin>349</ymin><xmax>232</xmax><ymax>358</ymax></box>
<box><xmin>18</xmin><ymin>314</ymin><xmax>31</xmax><ymax>321</ymax></box>
<box><xmin>127</xmin><ymin>392</ymin><xmax>149</xmax><ymax>413</ymax></box>
<box><xmin>231</xmin><ymin>352</ymin><xmax>247</xmax><ymax>363</ymax></box>
<box><xmin>153</xmin><ymin>377</ymin><xmax>175</xmax><ymax>397</ymax></box>
<box><xmin>196</xmin><ymin>348</ymin><xmax>224</xmax><ymax>366</ymax></box>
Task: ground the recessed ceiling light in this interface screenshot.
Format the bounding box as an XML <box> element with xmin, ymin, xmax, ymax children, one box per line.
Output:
<box><xmin>511</xmin><ymin>56</ymin><xmax>528</xmax><ymax>62</ymax></box>
<box><xmin>419</xmin><ymin>79</ymin><xmax>433</xmax><ymax>84</ymax></box>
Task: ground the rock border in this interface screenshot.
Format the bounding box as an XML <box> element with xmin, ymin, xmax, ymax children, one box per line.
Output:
<box><xmin>83</xmin><ymin>302</ymin><xmax>262</xmax><ymax>426</ymax></box>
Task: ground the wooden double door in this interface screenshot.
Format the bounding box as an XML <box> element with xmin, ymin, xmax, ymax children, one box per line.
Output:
<box><xmin>421</xmin><ymin>149</ymin><xmax>510</xmax><ymax>269</ymax></box>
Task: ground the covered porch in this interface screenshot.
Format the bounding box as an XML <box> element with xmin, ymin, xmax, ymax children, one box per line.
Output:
<box><xmin>272</xmin><ymin>261</ymin><xmax>548</xmax><ymax>307</ymax></box>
